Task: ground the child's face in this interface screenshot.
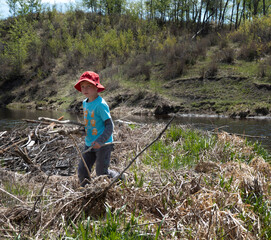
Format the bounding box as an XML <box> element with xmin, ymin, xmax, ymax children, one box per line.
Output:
<box><xmin>80</xmin><ymin>81</ymin><xmax>98</xmax><ymax>99</ymax></box>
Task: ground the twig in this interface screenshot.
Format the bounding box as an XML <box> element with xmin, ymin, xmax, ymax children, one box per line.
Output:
<box><xmin>107</xmin><ymin>116</ymin><xmax>175</xmax><ymax>190</ymax></box>
<box><xmin>31</xmin><ymin>175</ymin><xmax>50</xmax><ymax>214</ymax></box>
<box><xmin>38</xmin><ymin>117</ymin><xmax>84</xmax><ymax>127</ymax></box>
<box><xmin>69</xmin><ymin>134</ymin><xmax>92</xmax><ymax>181</ymax></box>
<box><xmin>0</xmin><ymin>131</ymin><xmax>7</xmax><ymax>137</ymax></box>
<box><xmin>14</xmin><ymin>146</ymin><xmax>34</xmax><ymax>166</ymax></box>
<box><xmin>0</xmin><ymin>187</ymin><xmax>28</xmax><ymax>205</ymax></box>
<box><xmin>228</xmin><ymin>132</ymin><xmax>267</xmax><ymax>139</ymax></box>
<box><xmin>0</xmin><ymin>137</ymin><xmax>28</xmax><ymax>154</ymax></box>
<box><xmin>28</xmin><ymin>175</ymin><xmax>50</xmax><ymax>233</ymax></box>
<box><xmin>34</xmin><ymin>123</ymin><xmax>41</xmax><ymax>139</ymax></box>
<box><xmin>81</xmin><ymin>141</ymin><xmax>121</xmax><ymax>154</ymax></box>
<box><xmin>206</xmin><ymin>205</ymin><xmax>214</xmax><ymax>239</ymax></box>
<box><xmin>21</xmin><ymin>133</ymin><xmax>33</xmax><ymax>148</ymax></box>
<box><xmin>210</xmin><ymin>125</ymin><xmax>229</xmax><ymax>132</ymax></box>
<box><xmin>22</xmin><ymin>119</ymin><xmax>52</xmax><ymax>125</ymax></box>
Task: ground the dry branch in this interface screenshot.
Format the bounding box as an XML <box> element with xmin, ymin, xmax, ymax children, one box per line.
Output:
<box><xmin>38</xmin><ymin>117</ymin><xmax>84</xmax><ymax>127</ymax></box>
<box><xmin>0</xmin><ymin>187</ymin><xmax>28</xmax><ymax>206</ymax></box>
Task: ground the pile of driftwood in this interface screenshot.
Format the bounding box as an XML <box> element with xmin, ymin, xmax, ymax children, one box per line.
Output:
<box><xmin>0</xmin><ymin>117</ymin><xmax>86</xmax><ymax>176</ymax></box>
<box><xmin>0</xmin><ymin>117</ymin><xmax>270</xmax><ymax>239</ymax></box>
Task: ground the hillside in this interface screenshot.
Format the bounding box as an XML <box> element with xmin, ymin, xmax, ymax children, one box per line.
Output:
<box><xmin>0</xmin><ymin>11</ymin><xmax>271</xmax><ymax>118</ymax></box>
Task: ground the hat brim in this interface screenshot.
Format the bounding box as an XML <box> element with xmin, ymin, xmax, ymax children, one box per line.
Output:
<box><xmin>74</xmin><ymin>79</ymin><xmax>105</xmax><ymax>93</ymax></box>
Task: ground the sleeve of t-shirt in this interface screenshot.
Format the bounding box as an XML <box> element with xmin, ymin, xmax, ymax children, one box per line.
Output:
<box><xmin>95</xmin><ymin>118</ymin><xmax>113</xmax><ymax>145</ymax></box>
<box><xmin>97</xmin><ymin>102</ymin><xmax>111</xmax><ymax>121</ymax></box>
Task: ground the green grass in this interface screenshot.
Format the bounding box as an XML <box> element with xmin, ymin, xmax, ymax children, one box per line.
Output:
<box><xmin>3</xmin><ymin>181</ymin><xmax>32</xmax><ymax>197</ymax></box>
<box><xmin>252</xmin><ymin>141</ymin><xmax>271</xmax><ymax>162</ymax></box>
<box><xmin>233</xmin><ymin>60</ymin><xmax>259</xmax><ymax>77</ymax></box>
<box><xmin>62</xmin><ymin>205</ymin><xmax>156</xmax><ymax>240</ymax></box>
<box><xmin>0</xmin><ymin>181</ymin><xmax>33</xmax><ymax>208</ymax></box>
<box><xmin>143</xmin><ymin>125</ymin><xmax>216</xmax><ymax>169</ymax></box>
<box><xmin>240</xmin><ymin>193</ymin><xmax>271</xmax><ymax>239</ymax></box>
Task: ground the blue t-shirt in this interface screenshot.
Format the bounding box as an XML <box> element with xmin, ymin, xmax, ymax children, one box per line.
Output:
<box><xmin>83</xmin><ymin>96</ymin><xmax>113</xmax><ymax>147</ymax></box>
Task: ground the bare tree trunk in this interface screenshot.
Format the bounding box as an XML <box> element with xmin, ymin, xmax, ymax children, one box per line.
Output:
<box><xmin>202</xmin><ymin>0</ymin><xmax>210</xmax><ymax>24</ymax></box>
<box><xmin>235</xmin><ymin>1</ymin><xmax>240</xmax><ymax>29</ymax></box>
<box><xmin>230</xmin><ymin>0</ymin><xmax>235</xmax><ymax>30</ymax></box>
<box><xmin>254</xmin><ymin>0</ymin><xmax>260</xmax><ymax>15</ymax></box>
<box><xmin>243</xmin><ymin>0</ymin><xmax>246</xmax><ymax>22</ymax></box>
<box><xmin>186</xmin><ymin>0</ymin><xmax>190</xmax><ymax>25</ymax></box>
<box><xmin>197</xmin><ymin>0</ymin><xmax>204</xmax><ymax>31</ymax></box>
<box><xmin>218</xmin><ymin>0</ymin><xmax>223</xmax><ymax>25</ymax></box>
<box><xmin>220</xmin><ymin>0</ymin><xmax>230</xmax><ymax>27</ymax></box>
<box><xmin>192</xmin><ymin>1</ymin><xmax>198</xmax><ymax>23</ymax></box>
<box><xmin>263</xmin><ymin>0</ymin><xmax>266</xmax><ymax>15</ymax></box>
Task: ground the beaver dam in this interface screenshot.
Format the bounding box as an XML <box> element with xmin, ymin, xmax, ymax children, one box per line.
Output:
<box><xmin>0</xmin><ymin>117</ymin><xmax>270</xmax><ymax>239</ymax></box>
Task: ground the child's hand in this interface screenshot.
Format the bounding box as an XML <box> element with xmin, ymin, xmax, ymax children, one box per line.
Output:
<box><xmin>92</xmin><ymin>141</ymin><xmax>101</xmax><ymax>149</ymax></box>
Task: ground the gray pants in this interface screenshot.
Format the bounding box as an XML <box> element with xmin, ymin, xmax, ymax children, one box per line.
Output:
<box><xmin>78</xmin><ymin>144</ymin><xmax>119</xmax><ymax>187</ymax></box>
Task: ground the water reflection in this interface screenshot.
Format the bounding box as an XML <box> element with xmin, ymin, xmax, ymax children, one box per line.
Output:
<box><xmin>0</xmin><ymin>108</ymin><xmax>270</xmax><ymax>152</ymax></box>
<box><xmin>122</xmin><ymin>114</ymin><xmax>271</xmax><ymax>152</ymax></box>
<box><xmin>0</xmin><ymin>108</ymin><xmax>82</xmax><ymax>130</ymax></box>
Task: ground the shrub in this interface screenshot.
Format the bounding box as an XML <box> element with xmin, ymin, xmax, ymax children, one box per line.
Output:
<box><xmin>163</xmin><ymin>60</ymin><xmax>185</xmax><ymax>80</ymax></box>
<box><xmin>204</xmin><ymin>32</ymin><xmax>220</xmax><ymax>46</ymax></box>
<box><xmin>195</xmin><ymin>38</ymin><xmax>208</xmax><ymax>58</ymax></box>
<box><xmin>229</xmin><ymin>31</ymin><xmax>248</xmax><ymax>44</ymax></box>
<box><xmin>258</xmin><ymin>62</ymin><xmax>267</xmax><ymax>78</ymax></box>
<box><xmin>205</xmin><ymin>61</ymin><xmax>218</xmax><ymax>77</ymax></box>
<box><xmin>218</xmin><ymin>34</ymin><xmax>229</xmax><ymax>49</ymax></box>
<box><xmin>125</xmin><ymin>54</ymin><xmax>151</xmax><ymax>80</ymax></box>
<box><xmin>257</xmin><ymin>56</ymin><xmax>271</xmax><ymax>77</ymax></box>
<box><xmin>238</xmin><ymin>41</ymin><xmax>260</xmax><ymax>61</ymax></box>
<box><xmin>220</xmin><ymin>47</ymin><xmax>235</xmax><ymax>64</ymax></box>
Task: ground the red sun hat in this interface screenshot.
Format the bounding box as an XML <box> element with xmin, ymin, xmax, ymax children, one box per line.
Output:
<box><xmin>74</xmin><ymin>71</ymin><xmax>105</xmax><ymax>93</ymax></box>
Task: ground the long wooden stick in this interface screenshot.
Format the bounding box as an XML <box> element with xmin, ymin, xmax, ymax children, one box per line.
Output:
<box><xmin>69</xmin><ymin>134</ymin><xmax>92</xmax><ymax>181</ymax></box>
<box><xmin>81</xmin><ymin>141</ymin><xmax>121</xmax><ymax>154</ymax></box>
<box><xmin>106</xmin><ymin>116</ymin><xmax>175</xmax><ymax>191</ymax></box>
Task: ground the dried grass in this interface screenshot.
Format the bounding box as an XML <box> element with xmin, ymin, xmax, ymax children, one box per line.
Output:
<box><xmin>0</xmin><ymin>121</ymin><xmax>270</xmax><ymax>239</ymax></box>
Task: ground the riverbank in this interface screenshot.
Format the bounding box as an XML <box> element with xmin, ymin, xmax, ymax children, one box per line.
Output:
<box><xmin>0</xmin><ymin>119</ymin><xmax>270</xmax><ymax>239</ymax></box>
<box><xmin>1</xmin><ymin>107</ymin><xmax>271</xmax><ymax>152</ymax></box>
<box><xmin>2</xmin><ymin>69</ymin><xmax>270</xmax><ymax>120</ymax></box>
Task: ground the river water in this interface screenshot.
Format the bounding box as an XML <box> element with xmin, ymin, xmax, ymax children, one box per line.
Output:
<box><xmin>0</xmin><ymin>108</ymin><xmax>270</xmax><ymax>152</ymax></box>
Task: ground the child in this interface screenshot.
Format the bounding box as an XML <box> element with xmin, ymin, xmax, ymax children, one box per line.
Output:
<box><xmin>74</xmin><ymin>71</ymin><xmax>119</xmax><ymax>187</ymax></box>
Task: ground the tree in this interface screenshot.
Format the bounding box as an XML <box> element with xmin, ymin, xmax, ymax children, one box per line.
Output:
<box><xmin>3</xmin><ymin>17</ymin><xmax>33</xmax><ymax>72</ymax></box>
<box><xmin>27</xmin><ymin>0</ymin><xmax>41</xmax><ymax>14</ymax></box>
<box><xmin>6</xmin><ymin>0</ymin><xmax>41</xmax><ymax>17</ymax></box>
<box><xmin>154</xmin><ymin>0</ymin><xmax>171</xmax><ymax>22</ymax></box>
<box><xmin>82</xmin><ymin>0</ymin><xmax>100</xmax><ymax>13</ymax></box>
<box><xmin>6</xmin><ymin>0</ymin><xmax>19</xmax><ymax>17</ymax></box>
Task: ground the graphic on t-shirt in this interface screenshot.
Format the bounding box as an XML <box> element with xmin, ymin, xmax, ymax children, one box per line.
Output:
<box><xmin>84</xmin><ymin>109</ymin><xmax>88</xmax><ymax>117</ymax></box>
<box><xmin>92</xmin><ymin>128</ymin><xmax>97</xmax><ymax>135</ymax></box>
<box><xmin>91</xmin><ymin>111</ymin><xmax>94</xmax><ymax>118</ymax></box>
<box><xmin>84</xmin><ymin>118</ymin><xmax>88</xmax><ymax>126</ymax></box>
<box><xmin>91</xmin><ymin>119</ymin><xmax>96</xmax><ymax>127</ymax></box>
